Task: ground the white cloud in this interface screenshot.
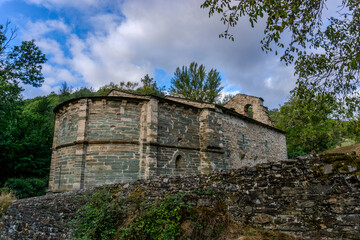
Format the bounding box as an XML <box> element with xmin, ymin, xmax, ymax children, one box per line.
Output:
<box><xmin>22</xmin><ymin>0</ymin><xmax>302</xmax><ymax>108</ymax></box>
<box><xmin>25</xmin><ymin>0</ymin><xmax>101</xmax><ymax>9</ymax></box>
<box><xmin>23</xmin><ymin>19</ymin><xmax>70</xmax><ymax>39</ymax></box>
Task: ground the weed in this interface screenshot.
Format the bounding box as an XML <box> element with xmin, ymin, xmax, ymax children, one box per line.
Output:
<box><xmin>0</xmin><ymin>191</ymin><xmax>16</xmax><ymax>217</ymax></box>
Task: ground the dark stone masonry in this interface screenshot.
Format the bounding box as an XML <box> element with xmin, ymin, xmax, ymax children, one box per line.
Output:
<box><xmin>49</xmin><ymin>90</ymin><xmax>287</xmax><ymax>192</ymax></box>
<box><xmin>1</xmin><ymin>154</ymin><xmax>359</xmax><ymax>239</ymax></box>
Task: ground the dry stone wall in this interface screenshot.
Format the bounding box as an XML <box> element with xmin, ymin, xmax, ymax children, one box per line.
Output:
<box><xmin>1</xmin><ymin>155</ymin><xmax>359</xmax><ymax>239</ymax></box>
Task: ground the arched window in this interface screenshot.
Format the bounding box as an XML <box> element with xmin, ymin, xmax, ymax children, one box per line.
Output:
<box><xmin>175</xmin><ymin>155</ymin><xmax>183</xmax><ymax>169</ymax></box>
<box><xmin>244</xmin><ymin>104</ymin><xmax>253</xmax><ymax>118</ymax></box>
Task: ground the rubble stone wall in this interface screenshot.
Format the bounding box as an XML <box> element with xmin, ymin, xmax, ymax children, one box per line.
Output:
<box><xmin>1</xmin><ymin>155</ymin><xmax>359</xmax><ymax>239</ymax></box>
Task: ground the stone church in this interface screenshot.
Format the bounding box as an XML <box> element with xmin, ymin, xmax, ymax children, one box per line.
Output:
<box><xmin>49</xmin><ymin>90</ymin><xmax>287</xmax><ymax>192</ymax></box>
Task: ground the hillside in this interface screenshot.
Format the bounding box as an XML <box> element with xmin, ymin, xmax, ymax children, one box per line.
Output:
<box><xmin>325</xmin><ymin>143</ymin><xmax>360</xmax><ymax>155</ymax></box>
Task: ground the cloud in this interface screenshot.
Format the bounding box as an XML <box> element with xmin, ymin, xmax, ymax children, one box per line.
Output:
<box><xmin>23</xmin><ymin>19</ymin><xmax>70</xmax><ymax>39</ymax></box>
<box><xmin>24</xmin><ymin>0</ymin><xmax>102</xmax><ymax>9</ymax></box>
<box><xmin>22</xmin><ymin>0</ymin><xmax>300</xmax><ymax>108</ymax></box>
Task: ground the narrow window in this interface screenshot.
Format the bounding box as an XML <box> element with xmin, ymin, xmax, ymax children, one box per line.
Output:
<box><xmin>175</xmin><ymin>155</ymin><xmax>182</xmax><ymax>169</ymax></box>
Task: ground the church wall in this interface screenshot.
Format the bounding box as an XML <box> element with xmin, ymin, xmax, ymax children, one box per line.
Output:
<box><xmin>156</xmin><ymin>101</ymin><xmax>201</xmax><ymax>176</ymax></box>
<box><xmin>210</xmin><ymin>110</ymin><xmax>287</xmax><ymax>169</ymax></box>
<box><xmin>85</xmin><ymin>144</ymin><xmax>141</xmax><ymax>186</ymax></box>
<box><xmin>87</xmin><ymin>99</ymin><xmax>142</xmax><ymax>141</ymax></box>
<box><xmin>49</xmin><ymin>94</ymin><xmax>287</xmax><ymax>192</ymax></box>
<box><xmin>50</xmin><ymin>98</ymin><xmax>146</xmax><ymax>192</ymax></box>
<box><xmin>157</xmin><ymin>102</ymin><xmax>200</xmax><ymax>147</ymax></box>
<box><xmin>55</xmin><ymin>103</ymin><xmax>79</xmax><ymax>146</ymax></box>
<box><xmin>52</xmin><ymin>145</ymin><xmax>83</xmax><ymax>191</ymax></box>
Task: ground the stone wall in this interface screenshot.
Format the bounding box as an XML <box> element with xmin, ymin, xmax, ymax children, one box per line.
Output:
<box><xmin>49</xmin><ymin>92</ymin><xmax>287</xmax><ymax>192</ymax></box>
<box><xmin>199</xmin><ymin>108</ymin><xmax>287</xmax><ymax>173</ymax></box>
<box><xmin>217</xmin><ymin>110</ymin><xmax>287</xmax><ymax>167</ymax></box>
<box><xmin>1</xmin><ymin>155</ymin><xmax>359</xmax><ymax>239</ymax></box>
<box><xmin>156</xmin><ymin>101</ymin><xmax>201</xmax><ymax>176</ymax></box>
<box><xmin>49</xmin><ymin>97</ymin><xmax>146</xmax><ymax>191</ymax></box>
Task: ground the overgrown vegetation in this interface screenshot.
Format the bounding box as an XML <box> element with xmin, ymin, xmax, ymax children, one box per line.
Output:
<box><xmin>73</xmin><ymin>187</ymin><xmax>230</xmax><ymax>239</ymax></box>
<box><xmin>72</xmin><ymin>187</ymin><xmax>298</xmax><ymax>240</ymax></box>
<box><xmin>2</xmin><ymin>177</ymin><xmax>48</xmax><ymax>199</ymax></box>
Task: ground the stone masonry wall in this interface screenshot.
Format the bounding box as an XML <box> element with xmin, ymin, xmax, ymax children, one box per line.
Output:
<box><xmin>49</xmin><ymin>98</ymin><xmax>146</xmax><ymax>191</ymax></box>
<box><xmin>1</xmin><ymin>155</ymin><xmax>359</xmax><ymax>239</ymax></box>
<box><xmin>199</xmin><ymin>109</ymin><xmax>287</xmax><ymax>173</ymax></box>
<box><xmin>156</xmin><ymin>101</ymin><xmax>201</xmax><ymax>176</ymax></box>
<box><xmin>49</xmin><ymin>93</ymin><xmax>287</xmax><ymax>192</ymax></box>
<box><xmin>87</xmin><ymin>99</ymin><xmax>141</xmax><ymax>141</ymax></box>
<box><xmin>218</xmin><ymin>110</ymin><xmax>287</xmax><ymax>167</ymax></box>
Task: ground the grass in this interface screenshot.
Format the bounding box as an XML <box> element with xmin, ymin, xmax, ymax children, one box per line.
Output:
<box><xmin>0</xmin><ymin>191</ymin><xmax>16</xmax><ymax>217</ymax></box>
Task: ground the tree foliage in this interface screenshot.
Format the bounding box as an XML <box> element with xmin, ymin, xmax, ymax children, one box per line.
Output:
<box><xmin>270</xmin><ymin>92</ymin><xmax>344</xmax><ymax>157</ymax></box>
<box><xmin>135</xmin><ymin>74</ymin><xmax>165</xmax><ymax>97</ymax></box>
<box><xmin>201</xmin><ymin>0</ymin><xmax>360</xmax><ymax>116</ymax></box>
<box><xmin>170</xmin><ymin>62</ymin><xmax>223</xmax><ymax>103</ymax></box>
<box><xmin>0</xmin><ymin>21</ymin><xmax>46</xmax><ymax>88</ymax></box>
<box><xmin>0</xmin><ymin>21</ymin><xmax>48</xmax><ymax>195</ymax></box>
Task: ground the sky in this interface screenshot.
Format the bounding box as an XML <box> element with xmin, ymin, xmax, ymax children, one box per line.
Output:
<box><xmin>0</xmin><ymin>0</ymin><xmax>342</xmax><ymax>108</ymax></box>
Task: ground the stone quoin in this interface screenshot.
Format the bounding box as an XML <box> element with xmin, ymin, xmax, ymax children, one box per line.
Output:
<box><xmin>48</xmin><ymin>90</ymin><xmax>287</xmax><ymax>192</ymax></box>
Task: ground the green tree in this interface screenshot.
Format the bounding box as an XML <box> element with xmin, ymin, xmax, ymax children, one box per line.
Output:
<box><xmin>170</xmin><ymin>62</ymin><xmax>223</xmax><ymax>103</ymax></box>
<box><xmin>135</xmin><ymin>74</ymin><xmax>165</xmax><ymax>97</ymax></box>
<box><xmin>0</xmin><ymin>21</ymin><xmax>47</xmax><ymax>192</ymax></box>
<box><xmin>0</xmin><ymin>21</ymin><xmax>46</xmax><ymax>131</ymax></box>
<box><xmin>271</xmin><ymin>92</ymin><xmax>344</xmax><ymax>157</ymax></box>
<box><xmin>58</xmin><ymin>81</ymin><xmax>72</xmax><ymax>96</ymax></box>
<box><xmin>201</xmin><ymin>0</ymin><xmax>360</xmax><ymax>116</ymax></box>
<box><xmin>0</xmin><ymin>22</ymin><xmax>46</xmax><ymax>89</ymax></box>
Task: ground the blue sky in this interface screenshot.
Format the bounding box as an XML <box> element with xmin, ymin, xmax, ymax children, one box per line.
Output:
<box><xmin>0</xmin><ymin>0</ymin><xmax>342</xmax><ymax>108</ymax></box>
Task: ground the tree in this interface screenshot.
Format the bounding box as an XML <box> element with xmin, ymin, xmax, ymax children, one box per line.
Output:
<box><xmin>0</xmin><ymin>21</ymin><xmax>46</xmax><ymax>130</ymax></box>
<box><xmin>0</xmin><ymin>22</ymin><xmax>46</xmax><ymax>88</ymax></box>
<box><xmin>0</xmin><ymin>21</ymin><xmax>47</xmax><ymax>192</ymax></box>
<box><xmin>170</xmin><ymin>62</ymin><xmax>223</xmax><ymax>103</ymax></box>
<box><xmin>201</xmin><ymin>0</ymin><xmax>360</xmax><ymax>116</ymax></box>
<box><xmin>270</xmin><ymin>92</ymin><xmax>344</xmax><ymax>157</ymax></box>
<box><xmin>216</xmin><ymin>93</ymin><xmax>234</xmax><ymax>105</ymax></box>
<box><xmin>135</xmin><ymin>74</ymin><xmax>165</xmax><ymax>97</ymax></box>
<box><xmin>58</xmin><ymin>81</ymin><xmax>72</xmax><ymax>96</ymax></box>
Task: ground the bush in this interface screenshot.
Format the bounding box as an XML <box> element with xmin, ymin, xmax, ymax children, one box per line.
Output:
<box><xmin>0</xmin><ymin>191</ymin><xmax>16</xmax><ymax>217</ymax></box>
<box><xmin>73</xmin><ymin>188</ymin><xmax>235</xmax><ymax>240</ymax></box>
<box><xmin>119</xmin><ymin>193</ymin><xmax>195</xmax><ymax>240</ymax></box>
<box><xmin>4</xmin><ymin>177</ymin><xmax>48</xmax><ymax>199</ymax></box>
<box><xmin>72</xmin><ymin>188</ymin><xmax>125</xmax><ymax>240</ymax></box>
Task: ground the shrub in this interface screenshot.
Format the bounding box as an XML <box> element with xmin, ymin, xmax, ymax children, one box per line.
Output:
<box><xmin>4</xmin><ymin>177</ymin><xmax>48</xmax><ymax>199</ymax></box>
<box><xmin>72</xmin><ymin>188</ymin><xmax>125</xmax><ymax>240</ymax></box>
<box><xmin>73</xmin><ymin>188</ymin><xmax>232</xmax><ymax>240</ymax></box>
<box><xmin>119</xmin><ymin>193</ymin><xmax>195</xmax><ymax>240</ymax></box>
<box><xmin>0</xmin><ymin>191</ymin><xmax>16</xmax><ymax>217</ymax></box>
